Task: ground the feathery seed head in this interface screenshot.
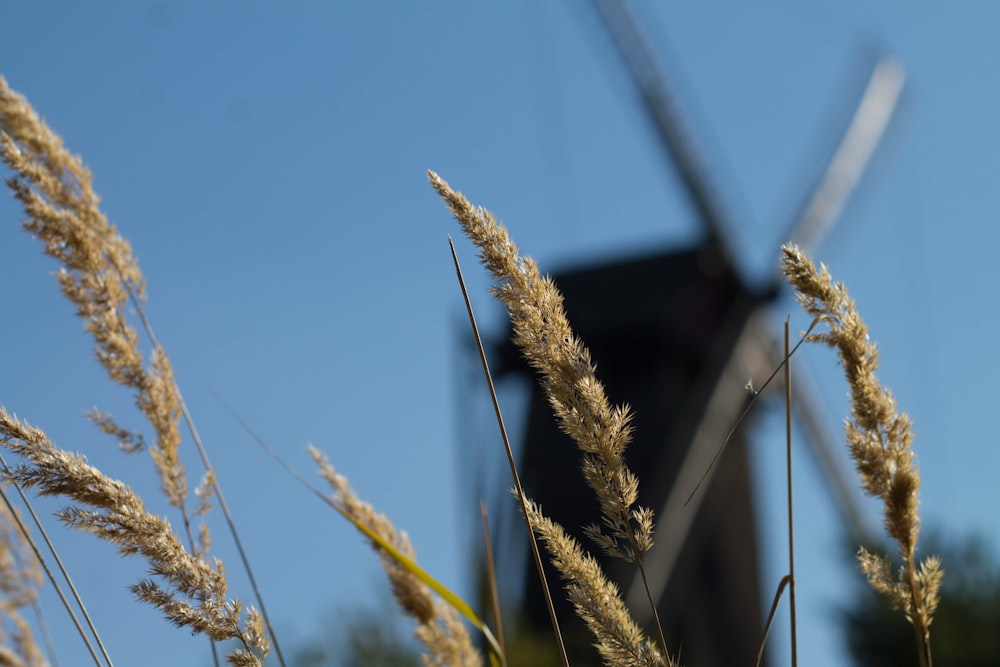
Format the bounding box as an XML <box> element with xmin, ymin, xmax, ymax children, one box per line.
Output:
<box><xmin>0</xmin><ymin>407</ymin><xmax>266</xmax><ymax>665</ymax></box>
<box><xmin>781</xmin><ymin>244</ymin><xmax>940</xmax><ymax>662</ymax></box>
<box><xmin>309</xmin><ymin>445</ymin><xmax>482</xmax><ymax>666</ymax></box>
<box><xmin>1</xmin><ymin>74</ymin><xmax>202</xmax><ymax>555</ymax></box>
<box><xmin>521</xmin><ymin>498</ymin><xmax>672</xmax><ymax>667</ymax></box>
<box><xmin>430</xmin><ymin>170</ymin><xmax>654</xmax><ymax>562</ymax></box>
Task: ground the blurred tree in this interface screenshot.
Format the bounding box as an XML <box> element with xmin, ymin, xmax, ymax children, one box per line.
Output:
<box><xmin>842</xmin><ymin>532</ymin><xmax>1000</xmax><ymax>666</ymax></box>
<box><xmin>292</xmin><ymin>599</ymin><xmax>421</xmax><ymax>667</ymax></box>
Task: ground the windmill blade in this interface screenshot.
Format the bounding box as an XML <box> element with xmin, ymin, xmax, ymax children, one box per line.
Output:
<box><xmin>586</xmin><ymin>0</ymin><xmax>905</xmax><ymax>268</ymax></box>
<box><xmin>783</xmin><ymin>58</ymin><xmax>905</xmax><ymax>255</ymax></box>
<box><xmin>587</xmin><ymin>0</ymin><xmax>738</xmax><ymax>266</ymax></box>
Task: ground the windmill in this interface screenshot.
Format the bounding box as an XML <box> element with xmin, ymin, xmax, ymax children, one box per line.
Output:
<box><xmin>463</xmin><ymin>3</ymin><xmax>905</xmax><ymax>665</ymax></box>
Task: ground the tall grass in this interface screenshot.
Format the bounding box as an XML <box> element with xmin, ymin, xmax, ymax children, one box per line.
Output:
<box><xmin>0</xmin><ymin>75</ymin><xmax>939</xmax><ymax>666</ymax></box>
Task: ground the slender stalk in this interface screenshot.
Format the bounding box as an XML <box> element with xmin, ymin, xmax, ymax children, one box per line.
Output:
<box><xmin>754</xmin><ymin>574</ymin><xmax>792</xmax><ymax>667</ymax></box>
<box><xmin>128</xmin><ymin>297</ymin><xmax>286</xmax><ymax>667</ymax></box>
<box><xmin>0</xmin><ymin>457</ymin><xmax>109</xmax><ymax>667</ymax></box>
<box><xmin>685</xmin><ymin>319</ymin><xmax>817</xmax><ymax>505</ymax></box>
<box><xmin>480</xmin><ymin>500</ymin><xmax>506</xmax><ymax>667</ymax></box>
<box><xmin>784</xmin><ymin>319</ymin><xmax>797</xmax><ymax>667</ymax></box>
<box><xmin>623</xmin><ymin>531</ymin><xmax>669</xmax><ymax>661</ymax></box>
<box><xmin>118</xmin><ymin>307</ymin><xmax>218</xmax><ymax>667</ymax></box>
<box><xmin>638</xmin><ymin>564</ymin><xmax>668</xmax><ymax>660</ymax></box>
<box><xmin>30</xmin><ymin>593</ymin><xmax>60</xmax><ymax>667</ymax></box>
<box><xmin>212</xmin><ymin>390</ymin><xmax>496</xmax><ymax>666</ymax></box>
<box><xmin>178</xmin><ymin>394</ymin><xmax>286</xmax><ymax>667</ymax></box>
<box><xmin>449</xmin><ymin>237</ymin><xmax>571</xmax><ymax>667</ymax></box>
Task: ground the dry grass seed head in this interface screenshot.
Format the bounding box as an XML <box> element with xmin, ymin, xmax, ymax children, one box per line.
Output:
<box><xmin>0</xmin><ymin>76</ymin><xmax>191</xmax><ymax>521</ymax></box>
<box><xmin>780</xmin><ymin>245</ymin><xmax>923</xmax><ymax>552</ymax></box>
<box><xmin>0</xmin><ymin>408</ymin><xmax>267</xmax><ymax>666</ymax></box>
<box><xmin>428</xmin><ymin>170</ymin><xmax>651</xmax><ymax>563</ymax></box>
<box><xmin>781</xmin><ymin>244</ymin><xmax>940</xmax><ymax>659</ymax></box>
<box><xmin>308</xmin><ymin>445</ymin><xmax>482</xmax><ymax>667</ymax></box>
<box><xmin>521</xmin><ymin>498</ymin><xmax>671</xmax><ymax>667</ymax></box>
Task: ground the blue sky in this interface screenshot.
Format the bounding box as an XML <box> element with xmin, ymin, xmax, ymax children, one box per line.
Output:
<box><xmin>1</xmin><ymin>2</ymin><xmax>998</xmax><ymax>666</ymax></box>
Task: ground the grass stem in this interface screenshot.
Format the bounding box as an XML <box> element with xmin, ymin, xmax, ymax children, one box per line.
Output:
<box><xmin>685</xmin><ymin>319</ymin><xmax>817</xmax><ymax>505</ymax></box>
<box><xmin>449</xmin><ymin>237</ymin><xmax>571</xmax><ymax>667</ymax></box>
<box><xmin>784</xmin><ymin>319</ymin><xmax>798</xmax><ymax>667</ymax></box>
<box><xmin>0</xmin><ymin>456</ymin><xmax>111</xmax><ymax>667</ymax></box>
<box><xmin>480</xmin><ymin>500</ymin><xmax>507</xmax><ymax>667</ymax></box>
<box><xmin>754</xmin><ymin>574</ymin><xmax>792</xmax><ymax>667</ymax></box>
<box><xmin>130</xmin><ymin>303</ymin><xmax>286</xmax><ymax>667</ymax></box>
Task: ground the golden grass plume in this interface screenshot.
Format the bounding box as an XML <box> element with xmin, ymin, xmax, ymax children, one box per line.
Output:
<box><xmin>0</xmin><ymin>408</ymin><xmax>268</xmax><ymax>666</ymax></box>
<box><xmin>781</xmin><ymin>243</ymin><xmax>942</xmax><ymax>667</ymax></box>
<box><xmin>521</xmin><ymin>498</ymin><xmax>666</xmax><ymax>667</ymax></box>
<box><xmin>428</xmin><ymin>171</ymin><xmax>652</xmax><ymax>565</ymax></box>
<box><xmin>0</xmin><ymin>74</ymin><xmax>285</xmax><ymax>665</ymax></box>
<box><xmin>430</xmin><ymin>171</ymin><xmax>673</xmax><ymax>667</ymax></box>
<box><xmin>309</xmin><ymin>445</ymin><xmax>483</xmax><ymax>667</ymax></box>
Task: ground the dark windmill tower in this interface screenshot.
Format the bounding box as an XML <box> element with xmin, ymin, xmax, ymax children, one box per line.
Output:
<box><xmin>477</xmin><ymin>3</ymin><xmax>906</xmax><ymax>666</ymax></box>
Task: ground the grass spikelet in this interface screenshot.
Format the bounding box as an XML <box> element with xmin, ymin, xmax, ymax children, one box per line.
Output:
<box><xmin>520</xmin><ymin>498</ymin><xmax>671</xmax><ymax>667</ymax></box>
<box><xmin>428</xmin><ymin>170</ymin><xmax>650</xmax><ymax>564</ymax></box>
<box><xmin>309</xmin><ymin>446</ymin><xmax>483</xmax><ymax>667</ymax></box>
<box><xmin>781</xmin><ymin>243</ymin><xmax>941</xmax><ymax>667</ymax></box>
<box><xmin>1</xmin><ymin>75</ymin><xmax>288</xmax><ymax>664</ymax></box>
<box><xmin>0</xmin><ymin>408</ymin><xmax>268</xmax><ymax>667</ymax></box>
<box><xmin>430</xmin><ymin>170</ymin><xmax>674</xmax><ymax>662</ymax></box>
<box><xmin>0</xmin><ymin>75</ymin><xmax>191</xmax><ymax>528</ymax></box>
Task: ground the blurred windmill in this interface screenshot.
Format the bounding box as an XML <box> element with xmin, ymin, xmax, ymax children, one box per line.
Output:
<box><xmin>457</xmin><ymin>2</ymin><xmax>905</xmax><ymax>665</ymax></box>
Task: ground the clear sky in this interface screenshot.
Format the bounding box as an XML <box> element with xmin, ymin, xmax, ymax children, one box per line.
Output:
<box><xmin>1</xmin><ymin>2</ymin><xmax>998</xmax><ymax>666</ymax></box>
